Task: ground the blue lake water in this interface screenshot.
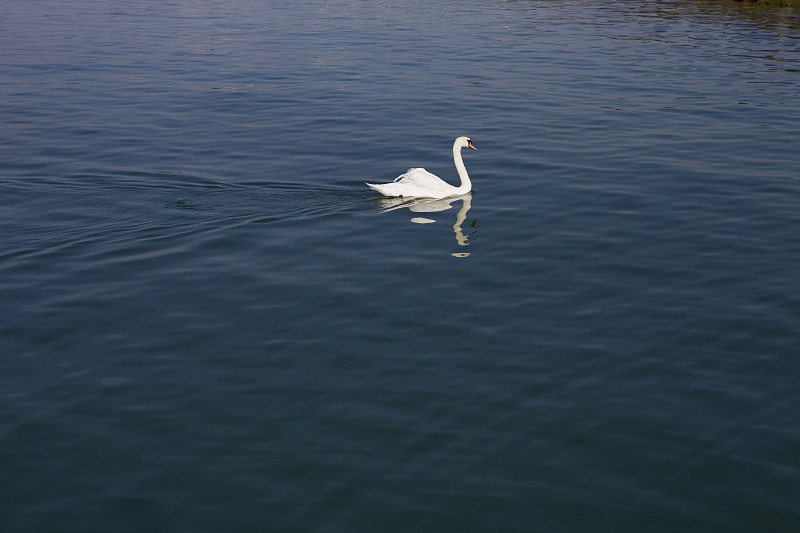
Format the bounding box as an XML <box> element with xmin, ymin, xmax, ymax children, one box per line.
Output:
<box><xmin>2</xmin><ymin>1</ymin><xmax>799</xmax><ymax>531</ymax></box>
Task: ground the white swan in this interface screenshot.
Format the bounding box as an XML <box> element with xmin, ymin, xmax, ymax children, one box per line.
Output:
<box><xmin>366</xmin><ymin>136</ymin><xmax>477</xmax><ymax>199</ymax></box>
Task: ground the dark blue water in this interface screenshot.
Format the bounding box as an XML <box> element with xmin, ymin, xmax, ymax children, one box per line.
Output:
<box><xmin>2</xmin><ymin>1</ymin><xmax>799</xmax><ymax>531</ymax></box>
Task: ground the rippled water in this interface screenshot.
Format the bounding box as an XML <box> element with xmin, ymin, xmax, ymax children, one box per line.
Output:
<box><xmin>2</xmin><ymin>1</ymin><xmax>799</xmax><ymax>531</ymax></box>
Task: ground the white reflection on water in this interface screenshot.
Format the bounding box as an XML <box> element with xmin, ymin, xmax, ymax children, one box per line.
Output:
<box><xmin>375</xmin><ymin>193</ymin><xmax>475</xmax><ymax>257</ymax></box>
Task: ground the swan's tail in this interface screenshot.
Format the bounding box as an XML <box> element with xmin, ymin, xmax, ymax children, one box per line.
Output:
<box><xmin>366</xmin><ymin>182</ymin><xmax>400</xmax><ymax>196</ymax></box>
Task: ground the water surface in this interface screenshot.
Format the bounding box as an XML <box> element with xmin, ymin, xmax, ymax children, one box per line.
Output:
<box><xmin>1</xmin><ymin>1</ymin><xmax>799</xmax><ymax>532</ymax></box>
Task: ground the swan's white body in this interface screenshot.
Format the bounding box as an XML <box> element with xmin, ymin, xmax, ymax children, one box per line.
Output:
<box><xmin>366</xmin><ymin>136</ymin><xmax>476</xmax><ymax>199</ymax></box>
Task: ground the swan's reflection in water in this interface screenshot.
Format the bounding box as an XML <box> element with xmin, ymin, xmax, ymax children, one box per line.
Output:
<box><xmin>374</xmin><ymin>193</ymin><xmax>476</xmax><ymax>257</ymax></box>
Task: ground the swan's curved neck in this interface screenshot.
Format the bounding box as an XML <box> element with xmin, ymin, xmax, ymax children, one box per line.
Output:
<box><xmin>452</xmin><ymin>142</ymin><xmax>472</xmax><ymax>194</ymax></box>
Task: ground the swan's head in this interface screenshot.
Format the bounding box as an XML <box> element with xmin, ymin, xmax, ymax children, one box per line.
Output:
<box><xmin>456</xmin><ymin>136</ymin><xmax>477</xmax><ymax>151</ymax></box>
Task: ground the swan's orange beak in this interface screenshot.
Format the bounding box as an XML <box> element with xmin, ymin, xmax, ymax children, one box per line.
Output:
<box><xmin>468</xmin><ymin>140</ymin><xmax>477</xmax><ymax>150</ymax></box>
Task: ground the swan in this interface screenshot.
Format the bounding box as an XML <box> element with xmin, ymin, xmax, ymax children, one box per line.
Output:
<box><xmin>366</xmin><ymin>136</ymin><xmax>477</xmax><ymax>199</ymax></box>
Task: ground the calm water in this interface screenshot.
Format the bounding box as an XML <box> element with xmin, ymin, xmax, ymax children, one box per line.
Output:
<box><xmin>2</xmin><ymin>0</ymin><xmax>799</xmax><ymax>531</ymax></box>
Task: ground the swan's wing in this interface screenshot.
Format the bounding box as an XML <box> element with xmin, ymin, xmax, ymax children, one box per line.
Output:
<box><xmin>394</xmin><ymin>168</ymin><xmax>439</xmax><ymax>183</ymax></box>
<box><xmin>394</xmin><ymin>168</ymin><xmax>456</xmax><ymax>196</ymax></box>
<box><xmin>395</xmin><ymin>168</ymin><xmax>442</xmax><ymax>185</ymax></box>
<box><xmin>367</xmin><ymin>168</ymin><xmax>456</xmax><ymax>198</ymax></box>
